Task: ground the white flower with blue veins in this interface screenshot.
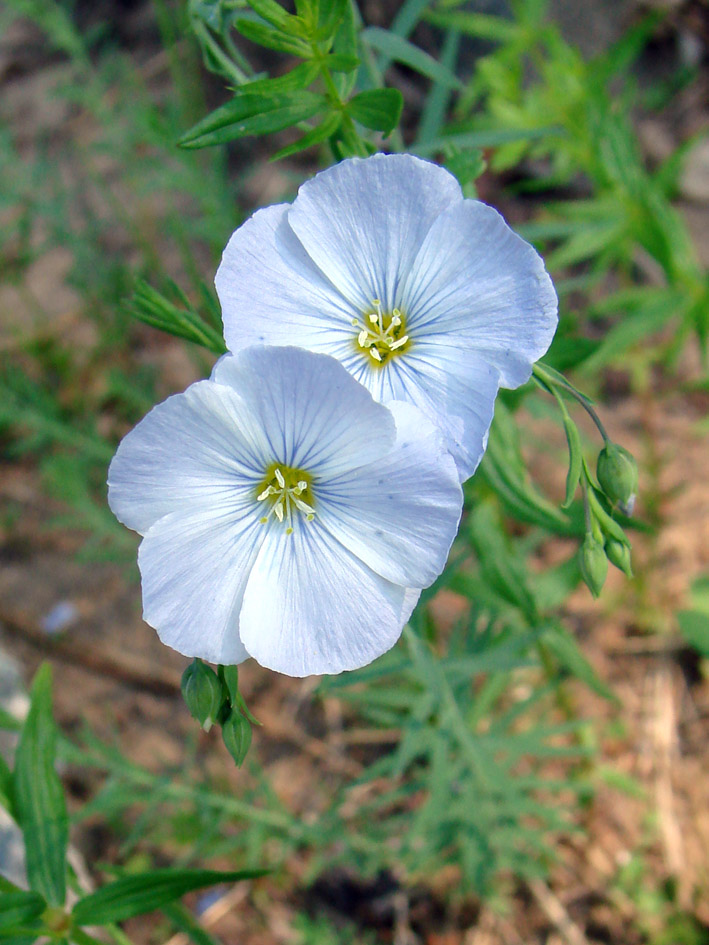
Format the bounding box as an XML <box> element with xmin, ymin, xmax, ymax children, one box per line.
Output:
<box><xmin>216</xmin><ymin>153</ymin><xmax>558</xmax><ymax>482</ymax></box>
<box><xmin>108</xmin><ymin>346</ymin><xmax>463</xmax><ymax>677</ymax></box>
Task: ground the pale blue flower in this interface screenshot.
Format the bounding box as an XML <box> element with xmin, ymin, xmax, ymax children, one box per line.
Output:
<box><xmin>108</xmin><ymin>346</ymin><xmax>463</xmax><ymax>677</ymax></box>
<box><xmin>216</xmin><ymin>153</ymin><xmax>558</xmax><ymax>481</ymax></box>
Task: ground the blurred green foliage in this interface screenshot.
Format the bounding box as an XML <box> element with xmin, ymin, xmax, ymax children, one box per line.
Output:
<box><xmin>0</xmin><ymin>0</ymin><xmax>707</xmax><ymax>940</ymax></box>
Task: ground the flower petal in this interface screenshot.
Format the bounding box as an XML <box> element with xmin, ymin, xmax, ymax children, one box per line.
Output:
<box><xmin>344</xmin><ymin>343</ymin><xmax>500</xmax><ymax>482</ymax></box>
<box><xmin>215</xmin><ymin>204</ymin><xmax>357</xmax><ymax>356</ymax></box>
<box><xmin>138</xmin><ymin>506</ymin><xmax>270</xmax><ymax>665</ymax></box>
<box><xmin>239</xmin><ymin>520</ymin><xmax>418</xmax><ymax>676</ymax></box>
<box><xmin>210</xmin><ymin>347</ymin><xmax>396</xmax><ymax>478</ymax></box>
<box><xmin>402</xmin><ymin>199</ymin><xmax>558</xmax><ymax>388</ymax></box>
<box><xmin>108</xmin><ymin>380</ymin><xmax>268</xmax><ymax>535</ymax></box>
<box><xmin>316</xmin><ymin>401</ymin><xmax>462</xmax><ymax>586</ymax></box>
<box><xmin>288</xmin><ymin>154</ymin><xmax>463</xmax><ymax>312</ymax></box>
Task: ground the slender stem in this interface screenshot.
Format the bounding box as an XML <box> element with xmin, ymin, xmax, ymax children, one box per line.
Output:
<box><xmin>310</xmin><ymin>43</ymin><xmax>368</xmax><ymax>158</ymax></box>
<box><xmin>580</xmin><ymin>472</ymin><xmax>593</xmax><ymax>533</ymax></box>
<box><xmin>533</xmin><ymin>363</ymin><xmax>610</xmax><ymax>443</ymax></box>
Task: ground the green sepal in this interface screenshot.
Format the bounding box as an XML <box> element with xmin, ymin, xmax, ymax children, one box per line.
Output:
<box><xmin>596</xmin><ymin>442</ymin><xmax>638</xmax><ymax>513</ymax></box>
<box><xmin>221</xmin><ymin>711</ymin><xmax>253</xmax><ymax>767</ymax></box>
<box><xmin>579</xmin><ymin>533</ymin><xmax>608</xmax><ymax>598</ymax></box>
<box><xmin>181</xmin><ymin>660</ymin><xmax>223</xmax><ymax>733</ymax></box>
<box><xmin>605</xmin><ymin>537</ymin><xmax>633</xmax><ymax>577</ymax></box>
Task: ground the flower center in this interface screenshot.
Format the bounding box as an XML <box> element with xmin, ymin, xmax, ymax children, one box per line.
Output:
<box><xmin>256</xmin><ymin>463</ymin><xmax>315</xmax><ymax>535</ymax></box>
<box><xmin>353</xmin><ymin>299</ymin><xmax>411</xmax><ymax>367</ymax></box>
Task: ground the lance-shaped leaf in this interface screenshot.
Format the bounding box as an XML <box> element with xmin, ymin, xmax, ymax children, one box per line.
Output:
<box><xmin>272</xmin><ymin>112</ymin><xmax>342</xmax><ymax>161</ymax></box>
<box><xmin>361</xmin><ymin>27</ymin><xmax>463</xmax><ymax>90</ymax></box>
<box><xmin>0</xmin><ymin>892</ymin><xmax>46</xmax><ymax>933</ymax></box>
<box><xmin>235</xmin><ymin>17</ymin><xmax>311</xmax><ymax>55</ymax></box>
<box><xmin>245</xmin><ymin>0</ymin><xmax>305</xmax><ymax>36</ymax></box>
<box><xmin>347</xmin><ymin>88</ymin><xmax>403</xmax><ymax>134</ymax></box>
<box><xmin>180</xmin><ymin>91</ymin><xmax>326</xmax><ymax>149</ymax></box>
<box><xmin>0</xmin><ymin>753</ymin><xmax>14</xmax><ymax>817</ymax></box>
<box><xmin>71</xmin><ymin>868</ymin><xmax>268</xmax><ymax>926</ymax></box>
<box><xmin>13</xmin><ymin>664</ymin><xmax>68</xmax><ymax>906</ymax></box>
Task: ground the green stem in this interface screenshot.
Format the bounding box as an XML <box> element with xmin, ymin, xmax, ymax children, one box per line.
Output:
<box><xmin>533</xmin><ymin>363</ymin><xmax>610</xmax><ymax>443</ymax></box>
<box><xmin>311</xmin><ymin>43</ymin><xmax>368</xmax><ymax>157</ymax></box>
<box><xmin>191</xmin><ymin>20</ymin><xmax>252</xmax><ymax>86</ymax></box>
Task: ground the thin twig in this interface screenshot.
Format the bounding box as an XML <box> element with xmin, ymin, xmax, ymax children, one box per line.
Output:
<box><xmin>527</xmin><ymin>879</ymin><xmax>591</xmax><ymax>945</ymax></box>
<box><xmin>0</xmin><ymin>607</ymin><xmax>181</xmax><ymax>697</ymax></box>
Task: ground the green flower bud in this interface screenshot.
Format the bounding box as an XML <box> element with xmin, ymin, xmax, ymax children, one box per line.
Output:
<box><xmin>181</xmin><ymin>659</ymin><xmax>223</xmax><ymax>732</ymax></box>
<box><xmin>605</xmin><ymin>538</ymin><xmax>633</xmax><ymax>578</ymax></box>
<box><xmin>221</xmin><ymin>710</ymin><xmax>252</xmax><ymax>767</ymax></box>
<box><xmin>579</xmin><ymin>533</ymin><xmax>608</xmax><ymax>598</ymax></box>
<box><xmin>596</xmin><ymin>443</ymin><xmax>638</xmax><ymax>514</ymax></box>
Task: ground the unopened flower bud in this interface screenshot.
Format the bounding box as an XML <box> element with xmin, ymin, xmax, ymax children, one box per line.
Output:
<box><xmin>181</xmin><ymin>659</ymin><xmax>223</xmax><ymax>732</ymax></box>
<box><xmin>596</xmin><ymin>443</ymin><xmax>638</xmax><ymax>514</ymax></box>
<box><xmin>221</xmin><ymin>711</ymin><xmax>252</xmax><ymax>767</ymax></box>
<box><xmin>605</xmin><ymin>538</ymin><xmax>633</xmax><ymax>578</ymax></box>
<box><xmin>579</xmin><ymin>534</ymin><xmax>608</xmax><ymax>598</ymax></box>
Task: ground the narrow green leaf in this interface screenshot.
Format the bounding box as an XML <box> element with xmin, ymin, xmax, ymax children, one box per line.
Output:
<box><xmin>424</xmin><ymin>9</ymin><xmax>518</xmax><ymax>43</ymax></box>
<box><xmin>417</xmin><ymin>27</ymin><xmax>460</xmax><ymax>146</ymax></box>
<box><xmin>180</xmin><ymin>91</ymin><xmax>295</xmax><ymax>145</ymax></box>
<box><xmin>0</xmin><ymin>753</ymin><xmax>14</xmax><ymax>817</ymax></box>
<box><xmin>72</xmin><ymin>869</ymin><xmax>267</xmax><ymax>926</ymax></box>
<box><xmin>0</xmin><ymin>892</ymin><xmax>46</xmax><ymax>932</ymax></box>
<box><xmin>235</xmin><ymin>18</ymin><xmax>311</xmax><ymax>55</ymax></box>
<box><xmin>347</xmin><ymin>88</ymin><xmax>403</xmax><ymax>134</ymax></box>
<box><xmin>271</xmin><ymin>111</ymin><xmax>342</xmax><ymax>160</ymax></box>
<box><xmin>128</xmin><ymin>281</ymin><xmax>227</xmax><ymax>355</ymax></box>
<box><xmin>361</xmin><ymin>27</ymin><xmax>463</xmax><ymax>90</ymax></box>
<box><xmin>13</xmin><ymin>664</ymin><xmax>68</xmax><ymax>906</ymax></box>
<box><xmin>325</xmin><ymin>54</ymin><xmax>360</xmax><ymax>73</ymax></box>
<box><xmin>180</xmin><ymin>91</ymin><xmax>326</xmax><ymax>149</ymax></box>
<box><xmin>245</xmin><ymin>0</ymin><xmax>304</xmax><ymax>35</ymax></box>
<box><xmin>331</xmin><ymin>0</ymin><xmax>357</xmax><ymax>96</ymax></box>
<box><xmin>415</xmin><ymin>125</ymin><xmax>562</xmax><ymax>157</ymax></box>
<box><xmin>0</xmin><ymin>709</ymin><xmax>21</xmax><ymax>733</ymax></box>
<box><xmin>162</xmin><ymin>902</ymin><xmax>221</xmax><ymax>945</ymax></box>
<box><xmin>238</xmin><ymin>61</ymin><xmax>320</xmax><ymax>96</ymax></box>
<box><xmin>543</xmin><ymin>624</ymin><xmax>617</xmax><ymax>701</ymax></box>
<box><xmin>317</xmin><ymin>0</ymin><xmax>349</xmax><ymax>38</ymax></box>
